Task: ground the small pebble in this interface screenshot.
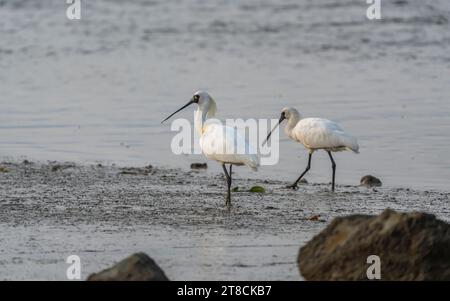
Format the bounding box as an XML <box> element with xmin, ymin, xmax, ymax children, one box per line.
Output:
<box><xmin>190</xmin><ymin>163</ymin><xmax>207</xmax><ymax>170</ymax></box>
<box><xmin>308</xmin><ymin>215</ymin><xmax>320</xmax><ymax>221</ymax></box>
<box><xmin>360</xmin><ymin>175</ymin><xmax>382</xmax><ymax>187</ymax></box>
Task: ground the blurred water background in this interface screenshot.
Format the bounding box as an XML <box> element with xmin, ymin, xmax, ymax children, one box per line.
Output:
<box><xmin>1</xmin><ymin>0</ymin><xmax>449</xmax><ymax>190</ymax></box>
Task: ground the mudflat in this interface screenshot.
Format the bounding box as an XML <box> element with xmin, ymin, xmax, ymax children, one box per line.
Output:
<box><xmin>0</xmin><ymin>162</ymin><xmax>448</xmax><ymax>280</ymax></box>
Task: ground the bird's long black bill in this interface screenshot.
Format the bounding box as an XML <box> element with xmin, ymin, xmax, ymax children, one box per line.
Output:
<box><xmin>262</xmin><ymin>116</ymin><xmax>285</xmax><ymax>146</ymax></box>
<box><xmin>161</xmin><ymin>100</ymin><xmax>194</xmax><ymax>124</ymax></box>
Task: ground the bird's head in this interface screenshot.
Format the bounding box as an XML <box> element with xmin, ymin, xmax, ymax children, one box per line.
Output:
<box><xmin>262</xmin><ymin>107</ymin><xmax>300</xmax><ymax>146</ymax></box>
<box><xmin>280</xmin><ymin>107</ymin><xmax>299</xmax><ymax>121</ymax></box>
<box><xmin>161</xmin><ymin>90</ymin><xmax>217</xmax><ymax>123</ymax></box>
<box><xmin>192</xmin><ymin>90</ymin><xmax>209</xmax><ymax>105</ymax></box>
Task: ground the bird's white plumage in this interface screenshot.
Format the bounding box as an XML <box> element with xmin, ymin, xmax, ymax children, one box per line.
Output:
<box><xmin>282</xmin><ymin>107</ymin><xmax>359</xmax><ymax>153</ymax></box>
<box><xmin>291</xmin><ymin>118</ymin><xmax>359</xmax><ymax>153</ymax></box>
<box><xmin>162</xmin><ymin>91</ymin><xmax>259</xmax><ymax>206</ymax></box>
<box><xmin>193</xmin><ymin>91</ymin><xmax>260</xmax><ymax>170</ymax></box>
<box><xmin>200</xmin><ymin>123</ymin><xmax>259</xmax><ymax>171</ymax></box>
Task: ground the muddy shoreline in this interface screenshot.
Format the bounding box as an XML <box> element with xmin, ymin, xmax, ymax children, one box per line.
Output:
<box><xmin>0</xmin><ymin>161</ymin><xmax>449</xmax><ymax>280</ymax></box>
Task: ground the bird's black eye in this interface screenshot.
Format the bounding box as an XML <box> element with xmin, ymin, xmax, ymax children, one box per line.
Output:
<box><xmin>193</xmin><ymin>95</ymin><xmax>199</xmax><ymax>102</ymax></box>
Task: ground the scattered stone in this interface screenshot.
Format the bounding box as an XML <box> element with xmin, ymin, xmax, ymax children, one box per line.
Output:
<box><xmin>248</xmin><ymin>186</ymin><xmax>265</xmax><ymax>193</ymax></box>
<box><xmin>307</xmin><ymin>215</ymin><xmax>320</xmax><ymax>221</ymax></box>
<box><xmin>51</xmin><ymin>163</ymin><xmax>76</xmax><ymax>172</ymax></box>
<box><xmin>119</xmin><ymin>165</ymin><xmax>152</xmax><ymax>176</ymax></box>
<box><xmin>22</xmin><ymin>160</ymin><xmax>32</xmax><ymax>165</ymax></box>
<box><xmin>0</xmin><ymin>166</ymin><xmax>9</xmax><ymax>173</ymax></box>
<box><xmin>87</xmin><ymin>253</ymin><xmax>169</xmax><ymax>281</ymax></box>
<box><xmin>298</xmin><ymin>209</ymin><xmax>450</xmax><ymax>280</ymax></box>
<box><xmin>360</xmin><ymin>175</ymin><xmax>382</xmax><ymax>187</ymax></box>
<box><xmin>190</xmin><ymin>163</ymin><xmax>207</xmax><ymax>169</ymax></box>
<box><xmin>299</xmin><ymin>178</ymin><xmax>308</xmax><ymax>184</ymax></box>
<box><xmin>231</xmin><ymin>187</ymin><xmax>239</xmax><ymax>192</ymax></box>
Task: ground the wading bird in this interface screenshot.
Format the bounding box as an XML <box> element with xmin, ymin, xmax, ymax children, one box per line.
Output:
<box><xmin>264</xmin><ymin>107</ymin><xmax>359</xmax><ymax>191</ymax></box>
<box><xmin>161</xmin><ymin>91</ymin><xmax>260</xmax><ymax>207</ymax></box>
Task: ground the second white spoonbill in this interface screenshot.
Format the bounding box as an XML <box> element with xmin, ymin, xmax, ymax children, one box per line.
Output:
<box><xmin>162</xmin><ymin>91</ymin><xmax>260</xmax><ymax>207</ymax></box>
<box><xmin>264</xmin><ymin>107</ymin><xmax>359</xmax><ymax>191</ymax></box>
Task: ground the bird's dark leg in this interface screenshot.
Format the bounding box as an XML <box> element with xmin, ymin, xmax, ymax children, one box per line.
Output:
<box><xmin>287</xmin><ymin>153</ymin><xmax>312</xmax><ymax>190</ymax></box>
<box><xmin>222</xmin><ymin>164</ymin><xmax>232</xmax><ymax>207</ymax></box>
<box><xmin>228</xmin><ymin>164</ymin><xmax>232</xmax><ymax>207</ymax></box>
<box><xmin>327</xmin><ymin>151</ymin><xmax>336</xmax><ymax>191</ymax></box>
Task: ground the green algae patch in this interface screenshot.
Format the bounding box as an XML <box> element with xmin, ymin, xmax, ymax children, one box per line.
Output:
<box><xmin>248</xmin><ymin>186</ymin><xmax>265</xmax><ymax>193</ymax></box>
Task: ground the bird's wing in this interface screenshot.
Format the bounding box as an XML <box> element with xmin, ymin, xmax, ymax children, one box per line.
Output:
<box><xmin>295</xmin><ymin>118</ymin><xmax>359</xmax><ymax>152</ymax></box>
<box><xmin>201</xmin><ymin>124</ymin><xmax>260</xmax><ymax>170</ymax></box>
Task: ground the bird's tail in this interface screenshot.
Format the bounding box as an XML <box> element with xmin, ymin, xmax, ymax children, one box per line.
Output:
<box><xmin>349</xmin><ymin>147</ymin><xmax>359</xmax><ymax>154</ymax></box>
<box><xmin>347</xmin><ymin>139</ymin><xmax>359</xmax><ymax>153</ymax></box>
<box><xmin>341</xmin><ymin>134</ymin><xmax>359</xmax><ymax>154</ymax></box>
<box><xmin>244</xmin><ymin>154</ymin><xmax>260</xmax><ymax>171</ymax></box>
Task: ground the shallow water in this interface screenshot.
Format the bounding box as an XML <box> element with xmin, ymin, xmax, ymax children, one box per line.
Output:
<box><xmin>1</xmin><ymin>0</ymin><xmax>450</xmax><ymax>190</ymax></box>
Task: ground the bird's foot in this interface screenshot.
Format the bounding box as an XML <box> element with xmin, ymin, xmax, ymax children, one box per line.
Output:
<box><xmin>225</xmin><ymin>196</ymin><xmax>232</xmax><ymax>207</ymax></box>
<box><xmin>285</xmin><ymin>183</ymin><xmax>299</xmax><ymax>190</ymax></box>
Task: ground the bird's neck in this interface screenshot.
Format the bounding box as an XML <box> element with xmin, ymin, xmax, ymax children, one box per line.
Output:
<box><xmin>194</xmin><ymin>100</ymin><xmax>217</xmax><ymax>134</ymax></box>
<box><xmin>194</xmin><ymin>108</ymin><xmax>209</xmax><ymax>134</ymax></box>
<box><xmin>285</xmin><ymin>115</ymin><xmax>301</xmax><ymax>135</ymax></box>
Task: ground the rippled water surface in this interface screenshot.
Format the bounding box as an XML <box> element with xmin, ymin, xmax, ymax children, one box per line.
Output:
<box><xmin>1</xmin><ymin>0</ymin><xmax>450</xmax><ymax>190</ymax></box>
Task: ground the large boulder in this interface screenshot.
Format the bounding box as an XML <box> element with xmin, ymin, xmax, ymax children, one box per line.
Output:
<box><xmin>298</xmin><ymin>209</ymin><xmax>450</xmax><ymax>280</ymax></box>
<box><xmin>87</xmin><ymin>253</ymin><xmax>169</xmax><ymax>281</ymax></box>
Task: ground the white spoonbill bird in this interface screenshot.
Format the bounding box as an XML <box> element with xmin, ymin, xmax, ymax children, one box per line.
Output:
<box><xmin>264</xmin><ymin>107</ymin><xmax>359</xmax><ymax>191</ymax></box>
<box><xmin>161</xmin><ymin>91</ymin><xmax>260</xmax><ymax>207</ymax></box>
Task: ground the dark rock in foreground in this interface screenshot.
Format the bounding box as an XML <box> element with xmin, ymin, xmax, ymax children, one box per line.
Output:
<box><xmin>87</xmin><ymin>253</ymin><xmax>169</xmax><ymax>281</ymax></box>
<box><xmin>360</xmin><ymin>175</ymin><xmax>382</xmax><ymax>187</ymax></box>
<box><xmin>298</xmin><ymin>209</ymin><xmax>450</xmax><ymax>280</ymax></box>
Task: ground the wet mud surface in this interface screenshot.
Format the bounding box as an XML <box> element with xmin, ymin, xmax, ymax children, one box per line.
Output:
<box><xmin>0</xmin><ymin>162</ymin><xmax>449</xmax><ymax>280</ymax></box>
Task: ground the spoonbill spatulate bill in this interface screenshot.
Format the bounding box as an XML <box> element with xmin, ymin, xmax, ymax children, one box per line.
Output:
<box><xmin>161</xmin><ymin>91</ymin><xmax>260</xmax><ymax>207</ymax></box>
<box><xmin>264</xmin><ymin>107</ymin><xmax>359</xmax><ymax>191</ymax></box>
